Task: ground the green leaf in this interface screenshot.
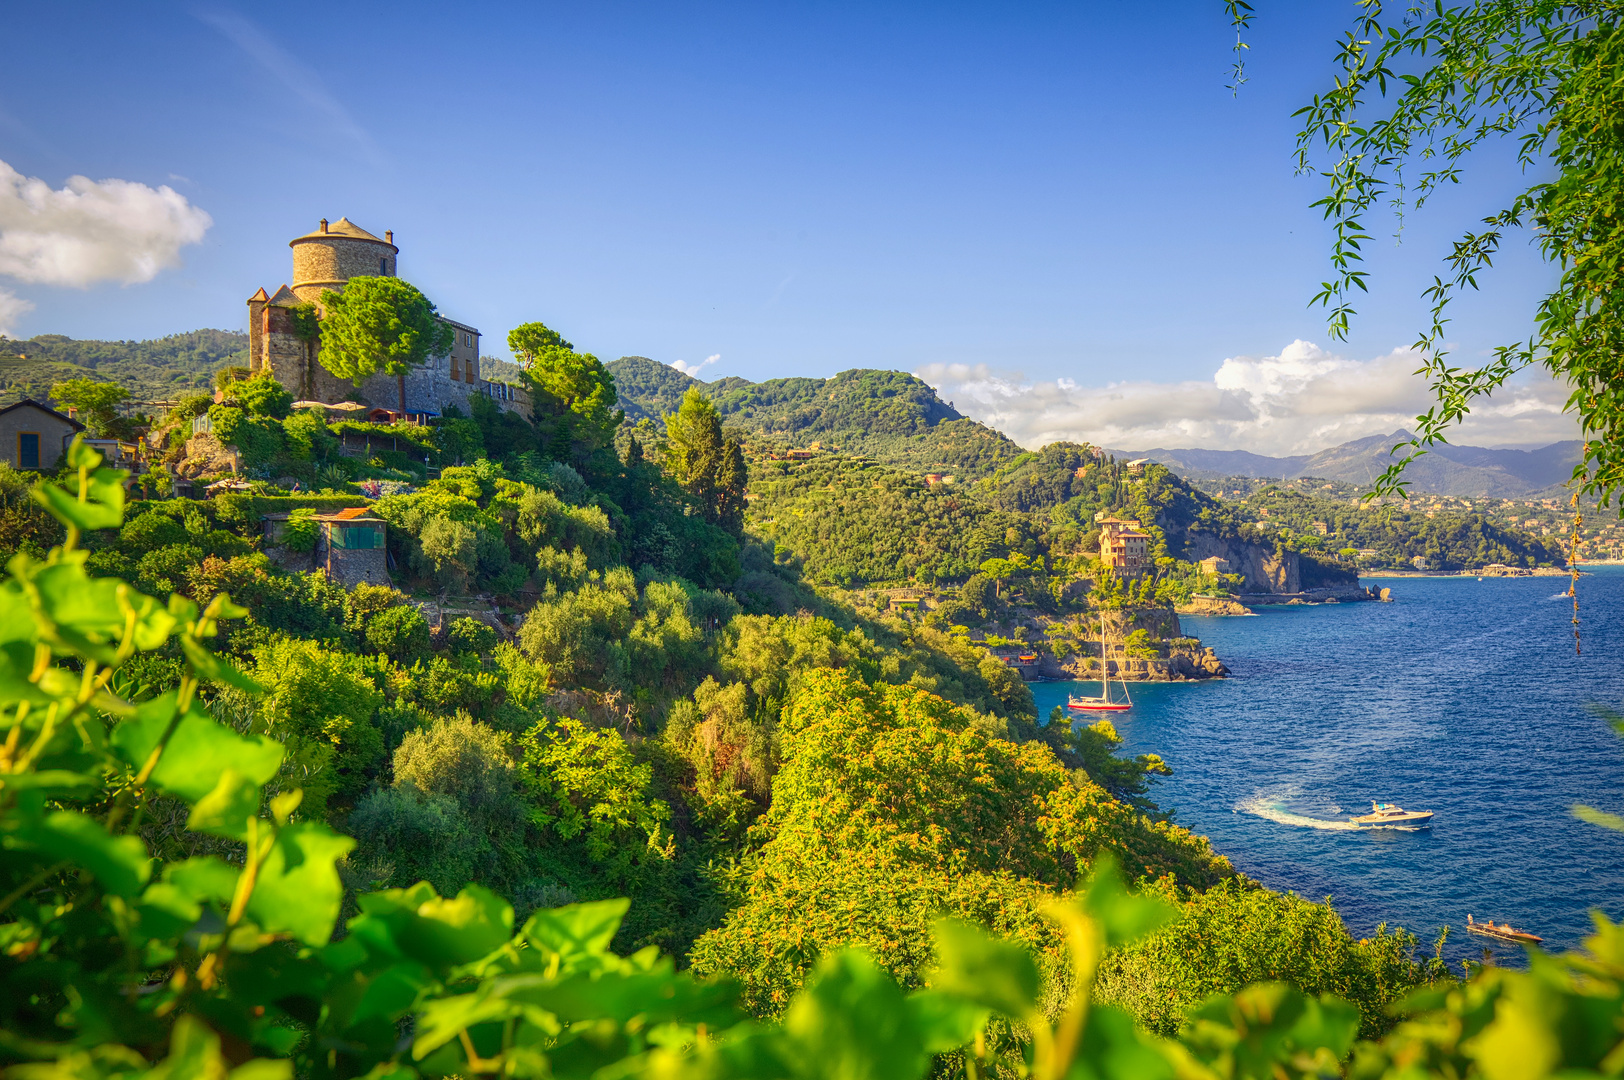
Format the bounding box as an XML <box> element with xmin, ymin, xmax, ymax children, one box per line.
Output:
<box><xmin>246</xmin><ymin>822</ymin><xmax>355</xmax><ymax>946</ymax></box>
<box><xmin>32</xmin><ymin>468</ymin><xmax>126</xmax><ymax>533</ymax></box>
<box><xmin>128</xmin><ymin>589</ymin><xmax>180</xmax><ymax>651</ymax></box>
<box><xmin>1076</xmin><ymin>853</ymin><xmax>1178</xmax><ymax>949</ymax></box>
<box><xmin>904</xmin><ymin>990</ymin><xmax>989</xmax><ymax>1054</ymax></box>
<box><xmin>143</xmin><ymin>1015</ymin><xmax>226</xmax><ymax>1080</ymax></box>
<box><xmin>165</xmin><ymin>856</ymin><xmax>242</xmax><ymax>908</ymax></box>
<box><xmin>180</xmin><ymin>636</ymin><xmax>263</xmax><ymax>693</ymax></box>
<box><xmin>1071</xmin><ymin>1004</ymin><xmax>1175</xmax><ymax>1080</ymax></box>
<box><xmin>0</xmin><ymin>582</ymin><xmax>34</xmax><ymax>646</ymax></box>
<box><xmin>502</xmin><ymin>968</ymin><xmax>740</xmax><ymax>1027</ymax></box>
<box><xmin>412</xmin><ymin>990</ymin><xmax>522</xmax><ymax>1060</ymax></box>
<box><xmin>928</xmin><ymin>918</ymin><xmax>1039</xmax><ymax>1018</ymax></box>
<box><xmin>186</xmin><ymin>769</ymin><xmax>261</xmax><ymax>840</ymax></box>
<box><xmin>782</xmin><ymin>950</ymin><xmax>931</xmax><ymax>1080</ymax></box>
<box><xmin>520</xmin><ymin>897</ymin><xmax>628</xmax><ymax>974</ymax></box>
<box><xmin>394</xmin><ymin>885</ymin><xmax>514</xmax><ymax>969</ymax></box>
<box><xmin>133</xmin><ymin>881</ymin><xmax>204</xmax><ymax>940</ymax></box>
<box><xmin>0</xmin><ymin>769</ymin><xmax>100</xmax><ymax>794</ymax></box>
<box><xmin>111</xmin><ymin>692</ymin><xmax>283</xmax><ymax>803</ymax></box>
<box><xmin>9</xmin><ymin>810</ymin><xmax>151</xmax><ymax>897</ymax></box>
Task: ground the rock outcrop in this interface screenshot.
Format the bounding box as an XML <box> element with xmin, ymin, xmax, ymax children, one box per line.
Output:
<box><xmin>1179</xmin><ymin>531</ymin><xmax>1300</xmax><ymax>593</ymax></box>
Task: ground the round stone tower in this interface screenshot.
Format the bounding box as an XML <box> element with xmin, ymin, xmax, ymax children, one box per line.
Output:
<box><xmin>289</xmin><ymin>217</ymin><xmax>399</xmax><ymax>303</ymax></box>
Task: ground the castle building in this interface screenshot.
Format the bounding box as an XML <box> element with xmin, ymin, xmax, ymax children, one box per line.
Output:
<box><xmin>247</xmin><ymin>218</ymin><xmax>527</xmax><ymax>419</ymax></box>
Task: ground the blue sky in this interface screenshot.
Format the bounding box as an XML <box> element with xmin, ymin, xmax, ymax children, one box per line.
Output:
<box><xmin>0</xmin><ymin>2</ymin><xmax>1573</xmax><ymax>451</ymax></box>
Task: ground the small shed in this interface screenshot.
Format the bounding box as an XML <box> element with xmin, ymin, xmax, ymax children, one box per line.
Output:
<box><xmin>0</xmin><ymin>399</ymin><xmax>84</xmax><ymax>470</ymax></box>
<box><xmin>315</xmin><ymin>507</ymin><xmax>390</xmax><ymax>587</ymax></box>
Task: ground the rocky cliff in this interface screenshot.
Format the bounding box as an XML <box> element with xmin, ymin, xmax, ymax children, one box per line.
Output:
<box><xmin>1179</xmin><ymin>531</ymin><xmax>1300</xmax><ymax>593</ymax></box>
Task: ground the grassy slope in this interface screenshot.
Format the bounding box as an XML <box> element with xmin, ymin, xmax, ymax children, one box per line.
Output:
<box><xmin>0</xmin><ymin>331</ymin><xmax>248</xmax><ymax>407</ymax></box>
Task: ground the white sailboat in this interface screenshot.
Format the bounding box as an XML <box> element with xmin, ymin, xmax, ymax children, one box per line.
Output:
<box><xmin>1068</xmin><ymin>612</ymin><xmax>1132</xmax><ymax>713</ymax></box>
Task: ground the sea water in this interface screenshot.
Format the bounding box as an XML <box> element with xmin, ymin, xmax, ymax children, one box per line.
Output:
<box><xmin>1030</xmin><ymin>567</ymin><xmax>1624</xmax><ymax>965</ymax></box>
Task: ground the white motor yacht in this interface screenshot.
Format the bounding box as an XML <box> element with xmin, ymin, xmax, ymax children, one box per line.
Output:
<box><xmin>1349</xmin><ymin>801</ymin><xmax>1434</xmax><ymax>828</ymax></box>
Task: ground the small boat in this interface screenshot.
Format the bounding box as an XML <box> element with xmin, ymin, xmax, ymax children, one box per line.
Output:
<box><xmin>1349</xmin><ymin>801</ymin><xmax>1434</xmax><ymax>828</ymax></box>
<box><xmin>1465</xmin><ymin>914</ymin><xmax>1543</xmax><ymax>945</ymax></box>
<box><xmin>1069</xmin><ymin>612</ymin><xmax>1132</xmax><ymax>713</ymax></box>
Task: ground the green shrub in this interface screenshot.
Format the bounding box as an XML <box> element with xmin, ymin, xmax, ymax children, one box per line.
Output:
<box><xmin>447</xmin><ymin>615</ymin><xmax>499</xmax><ymax>655</ymax></box>
<box><xmin>367</xmin><ymin>604</ymin><xmax>431</xmax><ymax>662</ymax></box>
<box><xmin>283</xmin><ymin>508</ymin><xmax>318</xmax><ymax>552</ymax></box>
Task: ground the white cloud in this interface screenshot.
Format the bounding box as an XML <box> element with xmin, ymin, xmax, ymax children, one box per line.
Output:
<box><xmin>671</xmin><ymin>353</ymin><xmax>720</xmax><ymax>378</ymax></box>
<box><xmin>0</xmin><ymin>286</ymin><xmax>34</xmax><ymax>337</ymax></box>
<box><xmin>918</xmin><ymin>341</ymin><xmax>1578</xmax><ymax>454</ymax></box>
<box><xmin>0</xmin><ymin>159</ymin><xmax>212</xmax><ymax>288</ymax></box>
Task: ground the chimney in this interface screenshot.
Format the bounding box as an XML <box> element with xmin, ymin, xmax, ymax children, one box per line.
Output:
<box><xmin>385</xmin><ymin>230</ymin><xmax>393</xmax><ymax>244</ymax></box>
<box><xmin>320</xmin><ymin>218</ymin><xmax>329</xmax><ymax>233</ymax></box>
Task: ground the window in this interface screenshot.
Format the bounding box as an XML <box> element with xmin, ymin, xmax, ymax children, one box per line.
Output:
<box><xmin>18</xmin><ymin>432</ymin><xmax>40</xmax><ymax>469</ymax></box>
<box><xmin>336</xmin><ymin>526</ymin><xmax>382</xmax><ymax>550</ymax></box>
<box><xmin>379</xmin><ymin>258</ymin><xmax>388</xmax><ymax>275</ymax></box>
<box><xmin>450</xmin><ymin>356</ymin><xmax>461</xmax><ymax>380</ymax></box>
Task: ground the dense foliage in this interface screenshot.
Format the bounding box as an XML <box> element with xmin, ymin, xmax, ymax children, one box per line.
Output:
<box><xmin>1242</xmin><ymin>485</ymin><xmax>1566</xmax><ymax>570</ymax></box>
<box><xmin>319</xmin><ymin>276</ymin><xmax>455</xmax><ymax>388</ymax></box>
<box><xmin>0</xmin><ymin>329</ymin><xmax>246</xmax><ymax>406</ymax></box>
<box><xmin>606</xmin><ymin>358</ymin><xmax>1025</xmax><ymax>480</ymax></box>
<box><xmin>1289</xmin><ymin>1</ymin><xmax>1624</xmax><ymax>507</ymax></box>
<box><xmin>5</xmin><ymin>434</ymin><xmax>1623</xmax><ymax>1080</ymax></box>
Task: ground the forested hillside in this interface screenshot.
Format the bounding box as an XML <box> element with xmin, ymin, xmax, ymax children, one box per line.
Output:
<box><xmin>0</xmin><ymin>330</ymin><xmax>247</xmax><ymax>405</ymax></box>
<box><xmin>608</xmin><ymin>356</ymin><xmax>1024</xmax><ymax>479</ymax></box>
<box><xmin>0</xmin><ymin>339</ymin><xmax>1455</xmax><ymax>1057</ymax></box>
<box><xmin>1241</xmin><ymin>485</ymin><xmax>1566</xmax><ymax>570</ymax></box>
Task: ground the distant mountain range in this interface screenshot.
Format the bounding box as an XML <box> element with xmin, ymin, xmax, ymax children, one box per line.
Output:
<box><xmin>1111</xmin><ymin>430</ymin><xmax>1583</xmax><ymax>497</ymax></box>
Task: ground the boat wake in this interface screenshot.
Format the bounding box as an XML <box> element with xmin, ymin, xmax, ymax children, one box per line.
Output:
<box><xmin>1235</xmin><ymin>793</ymin><xmax>1359</xmax><ymax>831</ymax></box>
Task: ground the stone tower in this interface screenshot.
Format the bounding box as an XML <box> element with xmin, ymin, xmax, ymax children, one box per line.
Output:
<box><xmin>289</xmin><ymin>217</ymin><xmax>398</xmax><ymax>303</ymax></box>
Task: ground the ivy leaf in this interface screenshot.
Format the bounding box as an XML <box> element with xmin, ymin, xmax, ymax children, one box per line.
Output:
<box><xmin>927</xmin><ymin>918</ymin><xmax>1039</xmax><ymax>1019</ymax></box>
<box><xmin>246</xmin><ymin>822</ymin><xmax>354</xmax><ymax>946</ymax></box>
<box><xmin>111</xmin><ymin>692</ymin><xmax>283</xmax><ymax>803</ymax></box>
<box><xmin>187</xmin><ymin>769</ymin><xmax>261</xmax><ymax>840</ymax></box>
<box><xmin>10</xmin><ymin>810</ymin><xmax>152</xmax><ymax>897</ymax></box>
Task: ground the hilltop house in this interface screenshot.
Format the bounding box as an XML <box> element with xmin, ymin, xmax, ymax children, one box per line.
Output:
<box><xmin>0</xmin><ymin>399</ymin><xmax>84</xmax><ymax>470</ymax></box>
<box><xmin>1098</xmin><ymin>516</ymin><xmax>1151</xmax><ymax>575</ymax></box>
<box><xmin>246</xmin><ymin>218</ymin><xmax>528</xmax><ymax>420</ymax></box>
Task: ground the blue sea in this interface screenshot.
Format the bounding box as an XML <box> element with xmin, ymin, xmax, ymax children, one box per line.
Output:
<box><xmin>1032</xmin><ymin>567</ymin><xmax>1624</xmax><ymax>965</ymax></box>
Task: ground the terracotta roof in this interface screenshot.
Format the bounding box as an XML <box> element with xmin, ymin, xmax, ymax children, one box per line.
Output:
<box><xmin>289</xmin><ymin>217</ymin><xmax>397</xmax><ymax>250</ymax></box>
<box><xmin>326</xmin><ymin>507</ymin><xmax>377</xmax><ymax>520</ymax></box>
<box><xmin>248</xmin><ymin>286</ymin><xmax>269</xmax><ymax>302</ymax></box>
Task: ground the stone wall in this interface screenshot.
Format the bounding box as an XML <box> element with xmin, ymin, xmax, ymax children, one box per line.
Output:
<box><xmin>291</xmin><ymin>237</ymin><xmax>397</xmax><ymax>303</ymax></box>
